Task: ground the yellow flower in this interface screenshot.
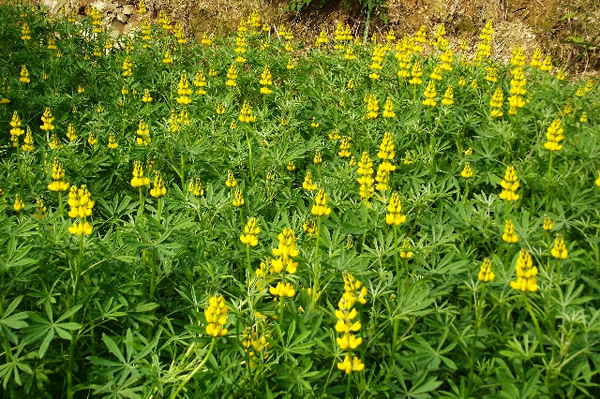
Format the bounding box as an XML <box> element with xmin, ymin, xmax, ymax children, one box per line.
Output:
<box><xmin>226</xmin><ymin>170</ymin><xmax>237</xmax><ymax>188</ymax></box>
<box><xmin>232</xmin><ymin>187</ymin><xmax>244</xmax><ymax>207</ymax></box>
<box><xmin>499</xmin><ymin>165</ymin><xmax>520</xmax><ymax>202</ymax></box>
<box><xmin>441</xmin><ymin>86</ymin><xmax>454</xmax><ymax>106</ymax></box>
<box><xmin>311</xmin><ymin>188</ymin><xmax>331</xmax><ymax>217</ymax></box>
<box><xmin>142</xmin><ymin>89</ymin><xmax>153</xmax><ymax>103</ymax></box>
<box><xmin>490</xmin><ymin>87</ymin><xmax>504</xmax><ymax>117</ymax></box>
<box><xmin>19</xmin><ymin>65</ymin><xmax>30</xmax><ymax>83</ymax></box>
<box><xmin>386</xmin><ymin>192</ymin><xmax>406</xmax><ymax>226</ymax></box>
<box><xmin>13</xmin><ymin>194</ymin><xmax>25</xmax><ymax>212</ymax></box>
<box><xmin>314</xmin><ymin>151</ymin><xmax>322</xmax><ymax>165</ymax></box>
<box><xmin>502</xmin><ymin>219</ymin><xmax>518</xmax><ymax>244</ymax></box>
<box><xmin>510</xmin><ymin>249</ymin><xmax>538</xmax><ymax>293</ymax></box>
<box><xmin>150</xmin><ymin>172</ymin><xmax>167</xmax><ymax>198</ymax></box>
<box><xmin>303</xmin><ymin>171</ymin><xmax>317</xmax><ymax>191</ymax></box>
<box><xmin>543</xmin><ymin>119</ymin><xmax>564</xmax><ymax>152</ymax></box>
<box><xmin>382</xmin><ymin>97</ymin><xmax>395</xmax><ymax>118</ymax></box>
<box><xmin>336</xmin><ymin>333</ymin><xmax>362</xmax><ymax>350</ymax></box>
<box><xmin>286</xmin><ymin>161</ymin><xmax>296</xmax><ymax>171</ymax></box>
<box><xmin>239</xmin><ymin>101</ymin><xmax>256</xmax><ymax>123</ymax></box>
<box><xmin>338</xmin><ymin>136</ymin><xmax>351</xmax><ymax>158</ymax></box>
<box><xmin>550</xmin><ymin>234</ymin><xmax>568</xmax><ymax>260</ymax></box>
<box><xmin>478</xmin><ymin>258</ymin><xmax>495</xmax><ymax>282</ymax></box>
<box><xmin>48</xmin><ymin>158</ymin><xmax>70</xmax><ymax>192</ymax></box>
<box><xmin>461</xmin><ymin>162</ymin><xmax>473</xmax><ymax>179</ymax></box>
<box><xmin>422</xmin><ymin>80</ymin><xmax>437</xmax><ymax>107</ymax></box>
<box><xmin>40</xmin><ymin>108</ymin><xmax>55</xmax><ymax>131</ymax></box>
<box><xmin>188</xmin><ymin>177</ymin><xmax>204</xmax><ymax>197</ymax></box>
<box><xmin>337</xmin><ymin>355</ymin><xmax>365</xmax><ymax>374</ymax></box>
<box><xmin>205</xmin><ymin>294</ymin><xmax>228</xmax><ymax>337</ymax></box>
<box><xmin>543</xmin><ymin>214</ymin><xmax>553</xmax><ymax>231</ymax></box>
<box><xmin>162</xmin><ymin>50</ymin><xmax>173</xmax><ymax>64</ymax></box>
<box><xmin>136</xmin><ymin>120</ymin><xmax>151</xmax><ymax>146</ymax></box>
<box><xmin>108</xmin><ymin>133</ymin><xmax>118</xmax><ymax>149</ymax></box>
<box><xmin>240</xmin><ymin>217</ymin><xmax>260</xmax><ymax>246</ymax></box>
<box><xmin>269</xmin><ymin>282</ymin><xmax>296</xmax><ymax>297</ymax></box>
<box><xmin>176</xmin><ymin>72</ymin><xmax>192</xmax><ymax>105</ymax></box>
<box><xmin>400</xmin><ymin>238</ymin><xmax>413</xmax><ymax>259</ymax></box>
<box><xmin>131</xmin><ymin>161</ymin><xmax>150</xmax><ymax>188</ymax></box>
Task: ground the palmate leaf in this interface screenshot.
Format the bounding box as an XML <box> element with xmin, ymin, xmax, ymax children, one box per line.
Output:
<box><xmin>23</xmin><ymin>304</ymin><xmax>82</xmax><ymax>359</ymax></box>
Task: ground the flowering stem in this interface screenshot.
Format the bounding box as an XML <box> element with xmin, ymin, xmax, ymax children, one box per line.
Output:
<box><xmin>463</xmin><ymin>181</ymin><xmax>470</xmax><ymax>203</ymax></box>
<box><xmin>545</xmin><ymin>152</ymin><xmax>554</xmax><ymax>212</ymax></box>
<box><xmin>67</xmin><ymin>234</ymin><xmax>85</xmax><ymax>399</ymax></box>
<box><xmin>169</xmin><ymin>338</ymin><xmax>216</xmax><ymax>399</ymax></box>
<box><xmin>245</xmin><ymin>244</ymin><xmax>251</xmax><ymax>280</ymax></box>
<box><xmin>522</xmin><ymin>293</ymin><xmax>545</xmax><ymax>355</ymax></box>
<box><xmin>467</xmin><ymin>283</ymin><xmax>485</xmax><ymax>397</ymax></box>
<box><xmin>180</xmin><ymin>153</ymin><xmax>186</xmax><ymax>192</ymax></box>
<box><xmin>138</xmin><ymin>187</ymin><xmax>144</xmax><ymax>216</ymax></box>
<box><xmin>555</xmin><ymin>260</ymin><xmax>562</xmax><ymax>288</ymax></box>
<box><xmin>58</xmin><ymin>192</ymin><xmax>64</xmax><ymax>218</ymax></box>
<box><xmin>393</xmin><ymin>226</ymin><xmax>400</xmax><ymax>290</ymax></box>
<box><xmin>245</xmin><ymin>124</ymin><xmax>254</xmax><ymax>183</ymax></box>
<box><xmin>312</xmin><ymin>216</ymin><xmax>322</xmax><ymax>310</ymax></box>
<box><xmin>157</xmin><ymin>197</ymin><xmax>162</xmax><ymax>224</ymax></box>
<box><xmin>345</xmin><ymin>371</ymin><xmax>353</xmax><ymax>399</ymax></box>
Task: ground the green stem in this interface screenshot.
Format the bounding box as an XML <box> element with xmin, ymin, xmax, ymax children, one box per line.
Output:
<box><xmin>345</xmin><ymin>371</ymin><xmax>353</xmax><ymax>399</ymax></box>
<box><xmin>467</xmin><ymin>284</ymin><xmax>485</xmax><ymax>397</ymax></box>
<box><xmin>393</xmin><ymin>226</ymin><xmax>400</xmax><ymax>290</ymax></box>
<box><xmin>67</xmin><ymin>234</ymin><xmax>85</xmax><ymax>399</ymax></box>
<box><xmin>180</xmin><ymin>153</ymin><xmax>185</xmax><ymax>191</ymax></box>
<box><xmin>157</xmin><ymin>197</ymin><xmax>162</xmax><ymax>224</ymax></box>
<box><xmin>170</xmin><ymin>338</ymin><xmax>216</xmax><ymax>399</ymax></box>
<box><xmin>523</xmin><ymin>293</ymin><xmax>545</xmax><ymax>355</ymax></box>
<box><xmin>245</xmin><ymin>124</ymin><xmax>254</xmax><ymax>183</ymax></box>
<box><xmin>139</xmin><ymin>187</ymin><xmax>144</xmax><ymax>216</ymax></box>
<box><xmin>245</xmin><ymin>244</ymin><xmax>252</xmax><ymax>281</ymax></box>
<box><xmin>312</xmin><ymin>216</ymin><xmax>322</xmax><ymax>310</ymax></box>
<box><xmin>58</xmin><ymin>191</ymin><xmax>64</xmax><ymax>218</ymax></box>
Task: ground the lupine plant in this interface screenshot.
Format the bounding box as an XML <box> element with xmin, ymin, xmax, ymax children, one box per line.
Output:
<box><xmin>0</xmin><ymin>1</ymin><xmax>600</xmax><ymax>398</ymax></box>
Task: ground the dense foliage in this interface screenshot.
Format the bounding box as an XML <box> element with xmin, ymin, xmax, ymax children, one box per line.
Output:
<box><xmin>1</xmin><ymin>1</ymin><xmax>600</xmax><ymax>398</ymax></box>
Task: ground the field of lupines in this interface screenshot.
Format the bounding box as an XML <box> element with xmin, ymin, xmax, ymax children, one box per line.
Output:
<box><xmin>1</xmin><ymin>0</ymin><xmax>600</xmax><ymax>397</ymax></box>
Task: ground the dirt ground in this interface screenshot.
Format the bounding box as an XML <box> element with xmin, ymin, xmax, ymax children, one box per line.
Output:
<box><xmin>37</xmin><ymin>0</ymin><xmax>600</xmax><ymax>74</ymax></box>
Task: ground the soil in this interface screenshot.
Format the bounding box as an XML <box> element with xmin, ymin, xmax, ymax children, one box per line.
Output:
<box><xmin>36</xmin><ymin>0</ymin><xmax>600</xmax><ymax>74</ymax></box>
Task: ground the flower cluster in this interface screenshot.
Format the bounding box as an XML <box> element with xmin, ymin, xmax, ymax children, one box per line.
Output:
<box><xmin>205</xmin><ymin>294</ymin><xmax>228</xmax><ymax>337</ymax></box>
<box><xmin>335</xmin><ymin>295</ymin><xmax>364</xmax><ymax>374</ymax></box>
<box><xmin>551</xmin><ymin>234</ymin><xmax>568</xmax><ymax>260</ymax></box>
<box><xmin>9</xmin><ymin>111</ymin><xmax>24</xmax><ymax>147</ymax></box>
<box><xmin>543</xmin><ymin>119</ymin><xmax>564</xmax><ymax>152</ymax></box>
<box><xmin>131</xmin><ymin>161</ymin><xmax>150</xmax><ymax>188</ymax></box>
<box><xmin>508</xmin><ymin>67</ymin><xmax>527</xmax><ymax>115</ymax></box>
<box><xmin>502</xmin><ymin>220</ymin><xmax>518</xmax><ymax>244</ymax></box>
<box><xmin>149</xmin><ymin>172</ymin><xmax>167</xmax><ymax>198</ymax></box>
<box><xmin>268</xmin><ymin>228</ymin><xmax>299</xmax><ymax>298</ymax></box>
<box><xmin>490</xmin><ymin>87</ymin><xmax>504</xmax><ymax>117</ymax></box>
<box><xmin>510</xmin><ymin>249</ymin><xmax>538</xmax><ymax>293</ymax></box>
<box><xmin>311</xmin><ymin>188</ymin><xmax>332</xmax><ymax>217</ymax></box>
<box><xmin>499</xmin><ymin>165</ymin><xmax>520</xmax><ymax>202</ymax></box>
<box><xmin>303</xmin><ymin>171</ymin><xmax>317</xmax><ymax>191</ymax></box>
<box><xmin>478</xmin><ymin>258</ymin><xmax>495</xmax><ymax>282</ymax></box>
<box><xmin>240</xmin><ymin>217</ymin><xmax>260</xmax><ymax>247</ymax></box>
<box><xmin>357</xmin><ymin>152</ymin><xmax>374</xmax><ymax>204</ymax></box>
<box><xmin>48</xmin><ymin>158</ymin><xmax>70</xmax><ymax>192</ymax></box>
<box><xmin>338</xmin><ymin>136</ymin><xmax>351</xmax><ymax>158</ymax></box>
<box><xmin>422</xmin><ymin>80</ymin><xmax>437</xmax><ymax>107</ymax></box>
<box><xmin>176</xmin><ymin>72</ymin><xmax>192</xmax><ymax>105</ymax></box>
<box><xmin>239</xmin><ymin>101</ymin><xmax>256</xmax><ymax>123</ymax></box>
<box><xmin>376</xmin><ymin>132</ymin><xmax>396</xmax><ymax>191</ymax></box>
<box><xmin>68</xmin><ymin>185</ymin><xmax>94</xmax><ymax>236</ymax></box>
<box><xmin>386</xmin><ymin>192</ymin><xmax>406</xmax><ymax>226</ymax></box>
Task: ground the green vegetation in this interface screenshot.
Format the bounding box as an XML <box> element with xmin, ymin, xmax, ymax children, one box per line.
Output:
<box><xmin>1</xmin><ymin>1</ymin><xmax>600</xmax><ymax>398</ymax></box>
